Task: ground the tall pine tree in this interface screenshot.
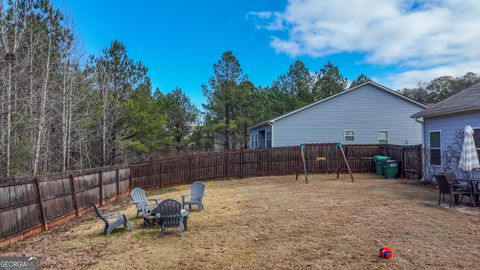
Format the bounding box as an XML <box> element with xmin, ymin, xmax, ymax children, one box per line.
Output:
<box><xmin>313</xmin><ymin>62</ymin><xmax>348</xmax><ymax>100</ymax></box>
<box><xmin>202</xmin><ymin>51</ymin><xmax>247</xmax><ymax>150</ymax></box>
<box><xmin>163</xmin><ymin>87</ymin><xmax>199</xmax><ymax>151</ymax></box>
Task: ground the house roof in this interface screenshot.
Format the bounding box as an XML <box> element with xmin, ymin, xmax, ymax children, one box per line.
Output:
<box><xmin>249</xmin><ymin>120</ymin><xmax>273</xmax><ymax>130</ymax></box>
<box><xmin>412</xmin><ymin>81</ymin><xmax>480</xmax><ymax>118</ymax></box>
<box><xmin>249</xmin><ymin>80</ymin><xmax>428</xmax><ymax>130</ymax></box>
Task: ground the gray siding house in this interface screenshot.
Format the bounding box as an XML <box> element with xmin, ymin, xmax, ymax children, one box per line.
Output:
<box><xmin>250</xmin><ymin>81</ymin><xmax>427</xmax><ymax>149</ymax></box>
<box><xmin>413</xmin><ymin>82</ymin><xmax>480</xmax><ymax>181</ymax></box>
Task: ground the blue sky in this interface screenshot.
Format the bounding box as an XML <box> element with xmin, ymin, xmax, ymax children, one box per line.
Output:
<box><xmin>58</xmin><ymin>0</ymin><xmax>480</xmax><ymax>107</ymax></box>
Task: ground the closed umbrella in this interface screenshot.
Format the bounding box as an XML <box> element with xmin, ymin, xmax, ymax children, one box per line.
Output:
<box><xmin>459</xmin><ymin>126</ymin><xmax>480</xmax><ymax>172</ymax></box>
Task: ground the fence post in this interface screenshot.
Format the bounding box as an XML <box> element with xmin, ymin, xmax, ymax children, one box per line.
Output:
<box><xmin>129</xmin><ymin>166</ymin><xmax>133</xmax><ymax>191</ymax></box>
<box><xmin>241</xmin><ymin>150</ymin><xmax>245</xmax><ymax>178</ymax></box>
<box><xmin>34</xmin><ymin>177</ymin><xmax>48</xmax><ymax>231</ymax></box>
<box><xmin>417</xmin><ymin>144</ymin><xmax>423</xmax><ymax>179</ymax></box>
<box><xmin>115</xmin><ymin>167</ymin><xmax>120</xmax><ymax>199</ymax></box>
<box><xmin>188</xmin><ymin>156</ymin><xmax>192</xmax><ymax>183</ymax></box>
<box><xmin>98</xmin><ymin>170</ymin><xmax>103</xmax><ymax>206</ymax></box>
<box><xmin>266</xmin><ymin>149</ymin><xmax>271</xmax><ymax>176</ymax></box>
<box><xmin>335</xmin><ymin>145</ymin><xmax>343</xmax><ymax>179</ymax></box>
<box><xmin>160</xmin><ymin>161</ymin><xmax>164</xmax><ymax>190</ymax></box>
<box><xmin>224</xmin><ymin>152</ymin><xmax>228</xmax><ymax>178</ymax></box>
<box><xmin>69</xmin><ymin>174</ymin><xmax>80</xmax><ymax>217</ymax></box>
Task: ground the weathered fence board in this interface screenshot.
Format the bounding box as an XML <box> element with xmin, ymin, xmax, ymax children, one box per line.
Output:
<box><xmin>0</xmin><ymin>165</ymin><xmax>129</xmax><ymax>245</ymax></box>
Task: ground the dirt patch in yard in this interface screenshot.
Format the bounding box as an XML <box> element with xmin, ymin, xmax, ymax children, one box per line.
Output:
<box><xmin>2</xmin><ymin>174</ymin><xmax>480</xmax><ymax>269</ymax></box>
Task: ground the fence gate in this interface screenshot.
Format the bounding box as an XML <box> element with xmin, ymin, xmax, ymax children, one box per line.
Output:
<box><xmin>404</xmin><ymin>146</ymin><xmax>423</xmax><ymax>179</ymax></box>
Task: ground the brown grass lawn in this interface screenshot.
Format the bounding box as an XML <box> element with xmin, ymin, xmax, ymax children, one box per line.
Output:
<box><xmin>2</xmin><ymin>174</ymin><xmax>480</xmax><ymax>269</ymax></box>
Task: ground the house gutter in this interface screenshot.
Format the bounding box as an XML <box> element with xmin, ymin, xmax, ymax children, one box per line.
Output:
<box><xmin>413</xmin><ymin>116</ymin><xmax>426</xmax><ymax>181</ymax></box>
<box><xmin>413</xmin><ymin>107</ymin><xmax>480</xmax><ymax>119</ymax></box>
<box><xmin>270</xmin><ymin>122</ymin><xmax>275</xmax><ymax>147</ymax></box>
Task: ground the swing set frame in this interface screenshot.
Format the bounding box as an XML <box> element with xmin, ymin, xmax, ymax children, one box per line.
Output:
<box><xmin>296</xmin><ymin>143</ymin><xmax>355</xmax><ymax>183</ymax></box>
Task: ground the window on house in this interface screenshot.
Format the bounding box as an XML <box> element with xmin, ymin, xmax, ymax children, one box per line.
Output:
<box><xmin>378</xmin><ymin>131</ymin><xmax>389</xmax><ymax>144</ymax></box>
<box><xmin>344</xmin><ymin>130</ymin><xmax>355</xmax><ymax>141</ymax></box>
<box><xmin>251</xmin><ymin>133</ymin><xmax>257</xmax><ymax>148</ymax></box>
<box><xmin>474</xmin><ymin>128</ymin><xmax>480</xmax><ymax>157</ymax></box>
<box><xmin>429</xmin><ymin>131</ymin><xmax>441</xmax><ymax>166</ymax></box>
<box><xmin>266</xmin><ymin>131</ymin><xmax>272</xmax><ymax>148</ymax></box>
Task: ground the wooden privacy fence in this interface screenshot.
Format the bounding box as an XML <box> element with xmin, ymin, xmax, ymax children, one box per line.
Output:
<box><xmin>0</xmin><ymin>165</ymin><xmax>130</xmax><ymax>247</ymax></box>
<box><xmin>130</xmin><ymin>143</ymin><xmax>423</xmax><ymax>188</ymax></box>
<box><xmin>0</xmin><ymin>143</ymin><xmax>422</xmax><ymax>247</ymax></box>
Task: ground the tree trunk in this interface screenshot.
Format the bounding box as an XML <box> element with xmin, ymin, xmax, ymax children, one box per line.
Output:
<box><xmin>101</xmin><ymin>84</ymin><xmax>107</xmax><ymax>166</ymax></box>
<box><xmin>66</xmin><ymin>72</ymin><xmax>73</xmax><ymax>169</ymax></box>
<box><xmin>243</xmin><ymin>105</ymin><xmax>248</xmax><ymax>149</ymax></box>
<box><xmin>29</xmin><ymin>29</ymin><xmax>35</xmax><ymax>172</ymax></box>
<box><xmin>5</xmin><ymin>62</ymin><xmax>12</xmax><ymax>176</ymax></box>
<box><xmin>33</xmin><ymin>35</ymin><xmax>52</xmax><ymax>175</ymax></box>
<box><xmin>225</xmin><ymin>103</ymin><xmax>230</xmax><ymax>150</ymax></box>
<box><xmin>62</xmin><ymin>60</ymin><xmax>68</xmax><ymax>171</ymax></box>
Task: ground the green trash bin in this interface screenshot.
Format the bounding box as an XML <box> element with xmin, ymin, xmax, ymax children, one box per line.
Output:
<box><xmin>384</xmin><ymin>160</ymin><xmax>399</xmax><ymax>179</ymax></box>
<box><xmin>374</xmin><ymin>155</ymin><xmax>390</xmax><ymax>175</ymax></box>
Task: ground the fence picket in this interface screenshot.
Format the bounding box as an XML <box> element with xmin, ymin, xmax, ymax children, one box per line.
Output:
<box><xmin>34</xmin><ymin>178</ymin><xmax>47</xmax><ymax>231</ymax></box>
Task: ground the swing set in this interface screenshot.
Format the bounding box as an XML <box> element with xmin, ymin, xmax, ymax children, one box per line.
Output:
<box><xmin>295</xmin><ymin>143</ymin><xmax>355</xmax><ymax>183</ymax></box>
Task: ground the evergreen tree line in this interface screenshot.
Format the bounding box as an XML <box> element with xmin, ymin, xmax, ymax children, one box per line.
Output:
<box><xmin>0</xmin><ymin>0</ymin><xmax>200</xmax><ymax>176</ymax></box>
<box><xmin>398</xmin><ymin>72</ymin><xmax>480</xmax><ymax>105</ymax></box>
<box><xmin>199</xmin><ymin>53</ymin><xmax>369</xmax><ymax>150</ymax></box>
<box><xmin>0</xmin><ymin>1</ymin><xmax>478</xmax><ymax>176</ymax></box>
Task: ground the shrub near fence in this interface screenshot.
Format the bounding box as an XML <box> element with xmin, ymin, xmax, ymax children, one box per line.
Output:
<box><xmin>0</xmin><ymin>143</ymin><xmax>422</xmax><ymax>247</ymax></box>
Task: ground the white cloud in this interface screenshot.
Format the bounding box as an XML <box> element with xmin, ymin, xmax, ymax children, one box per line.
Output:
<box><xmin>248</xmin><ymin>0</ymin><xmax>480</xmax><ymax>86</ymax></box>
<box><xmin>383</xmin><ymin>61</ymin><xmax>480</xmax><ymax>90</ymax></box>
<box><xmin>246</xmin><ymin>11</ymin><xmax>285</xmax><ymax>31</ymax></box>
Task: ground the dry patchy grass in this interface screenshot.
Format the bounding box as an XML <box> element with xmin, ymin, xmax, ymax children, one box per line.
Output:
<box><xmin>2</xmin><ymin>174</ymin><xmax>480</xmax><ymax>269</ymax></box>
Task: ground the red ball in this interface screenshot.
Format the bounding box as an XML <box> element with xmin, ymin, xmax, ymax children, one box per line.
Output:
<box><xmin>379</xmin><ymin>246</ymin><xmax>393</xmax><ymax>259</ymax></box>
<box><xmin>383</xmin><ymin>251</ymin><xmax>393</xmax><ymax>259</ymax></box>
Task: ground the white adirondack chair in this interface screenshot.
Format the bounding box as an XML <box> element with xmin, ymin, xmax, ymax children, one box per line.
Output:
<box><xmin>130</xmin><ymin>187</ymin><xmax>159</xmax><ymax>217</ymax></box>
<box><xmin>181</xmin><ymin>181</ymin><xmax>205</xmax><ymax>211</ymax></box>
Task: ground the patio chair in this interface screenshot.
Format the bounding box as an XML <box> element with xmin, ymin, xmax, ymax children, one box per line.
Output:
<box><xmin>91</xmin><ymin>202</ymin><xmax>132</xmax><ymax>235</ymax></box>
<box><xmin>444</xmin><ymin>171</ymin><xmax>470</xmax><ymax>190</ymax></box>
<box><xmin>445</xmin><ymin>171</ymin><xmax>480</xmax><ymax>206</ymax></box>
<box><xmin>151</xmin><ymin>199</ymin><xmax>187</xmax><ymax>237</ymax></box>
<box><xmin>181</xmin><ymin>181</ymin><xmax>205</xmax><ymax>211</ymax></box>
<box><xmin>434</xmin><ymin>174</ymin><xmax>471</xmax><ymax>207</ymax></box>
<box><xmin>130</xmin><ymin>187</ymin><xmax>160</xmax><ymax>217</ymax></box>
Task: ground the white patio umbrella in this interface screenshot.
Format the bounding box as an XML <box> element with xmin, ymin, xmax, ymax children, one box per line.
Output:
<box><xmin>458</xmin><ymin>126</ymin><xmax>480</xmax><ymax>173</ymax></box>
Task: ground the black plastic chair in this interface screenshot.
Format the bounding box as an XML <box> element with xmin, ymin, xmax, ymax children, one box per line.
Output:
<box><xmin>151</xmin><ymin>199</ymin><xmax>187</xmax><ymax>237</ymax></box>
<box><xmin>434</xmin><ymin>174</ymin><xmax>471</xmax><ymax>207</ymax></box>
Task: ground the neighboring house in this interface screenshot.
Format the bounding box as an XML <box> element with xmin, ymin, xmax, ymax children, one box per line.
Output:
<box><xmin>412</xmin><ymin>82</ymin><xmax>480</xmax><ymax>181</ymax></box>
<box><xmin>249</xmin><ymin>81</ymin><xmax>428</xmax><ymax>149</ymax></box>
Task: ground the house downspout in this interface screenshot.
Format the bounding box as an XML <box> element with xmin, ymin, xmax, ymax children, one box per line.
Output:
<box><xmin>414</xmin><ymin>117</ymin><xmax>426</xmax><ymax>181</ymax></box>
<box><xmin>269</xmin><ymin>121</ymin><xmax>274</xmax><ymax>147</ymax></box>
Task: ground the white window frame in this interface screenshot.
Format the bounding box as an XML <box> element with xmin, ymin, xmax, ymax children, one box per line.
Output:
<box><xmin>378</xmin><ymin>130</ymin><xmax>389</xmax><ymax>144</ymax></box>
<box><xmin>429</xmin><ymin>130</ymin><xmax>442</xmax><ymax>166</ymax></box>
<box><xmin>266</xmin><ymin>131</ymin><xmax>272</xmax><ymax>148</ymax></box>
<box><xmin>271</xmin><ymin>124</ymin><xmax>275</xmax><ymax>147</ymax></box>
<box><xmin>344</xmin><ymin>130</ymin><xmax>355</xmax><ymax>142</ymax></box>
<box><xmin>251</xmin><ymin>133</ymin><xmax>257</xmax><ymax>149</ymax></box>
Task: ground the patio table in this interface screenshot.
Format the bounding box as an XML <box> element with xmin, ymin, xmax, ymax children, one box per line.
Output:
<box><xmin>144</xmin><ymin>209</ymin><xmax>189</xmax><ymax>226</ymax></box>
<box><xmin>153</xmin><ymin>209</ymin><xmax>189</xmax><ymax>219</ymax></box>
